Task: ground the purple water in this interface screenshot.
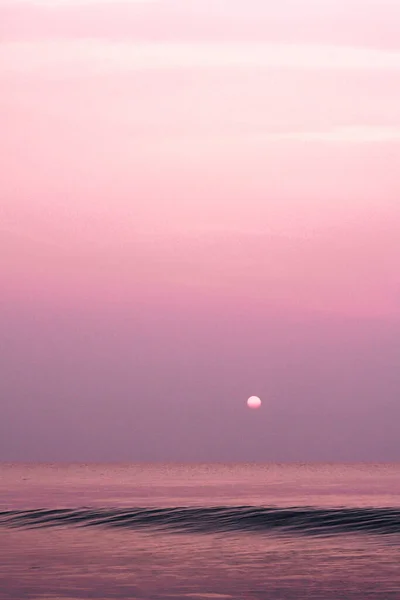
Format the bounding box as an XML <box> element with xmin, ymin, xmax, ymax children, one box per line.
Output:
<box><xmin>0</xmin><ymin>463</ymin><xmax>399</xmax><ymax>599</ymax></box>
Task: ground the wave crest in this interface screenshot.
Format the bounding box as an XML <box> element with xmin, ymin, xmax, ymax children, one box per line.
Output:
<box><xmin>1</xmin><ymin>506</ymin><xmax>399</xmax><ymax>536</ymax></box>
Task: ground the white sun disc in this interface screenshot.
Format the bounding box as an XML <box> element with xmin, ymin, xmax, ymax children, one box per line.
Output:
<box><xmin>247</xmin><ymin>396</ymin><xmax>262</xmax><ymax>409</ymax></box>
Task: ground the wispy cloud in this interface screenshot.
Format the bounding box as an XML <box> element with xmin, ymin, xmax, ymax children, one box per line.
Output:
<box><xmin>255</xmin><ymin>126</ymin><xmax>400</xmax><ymax>143</ymax></box>
<box><xmin>4</xmin><ymin>40</ymin><xmax>400</xmax><ymax>75</ymax></box>
<box><xmin>3</xmin><ymin>0</ymin><xmax>157</xmax><ymax>4</ymax></box>
<box><xmin>133</xmin><ymin>126</ymin><xmax>400</xmax><ymax>158</ymax></box>
<box><xmin>2</xmin><ymin>0</ymin><xmax>400</xmax><ymax>53</ymax></box>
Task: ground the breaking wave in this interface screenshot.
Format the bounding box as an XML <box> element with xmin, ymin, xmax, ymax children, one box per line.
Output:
<box><xmin>1</xmin><ymin>506</ymin><xmax>399</xmax><ymax>536</ymax></box>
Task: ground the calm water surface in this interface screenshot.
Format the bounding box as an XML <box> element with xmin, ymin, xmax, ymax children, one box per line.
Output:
<box><xmin>0</xmin><ymin>463</ymin><xmax>399</xmax><ymax>599</ymax></box>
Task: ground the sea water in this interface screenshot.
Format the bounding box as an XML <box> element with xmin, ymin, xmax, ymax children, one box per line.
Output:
<box><xmin>0</xmin><ymin>463</ymin><xmax>399</xmax><ymax>599</ymax></box>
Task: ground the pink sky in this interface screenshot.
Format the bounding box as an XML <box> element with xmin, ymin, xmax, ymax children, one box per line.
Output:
<box><xmin>1</xmin><ymin>0</ymin><xmax>399</xmax><ymax>461</ymax></box>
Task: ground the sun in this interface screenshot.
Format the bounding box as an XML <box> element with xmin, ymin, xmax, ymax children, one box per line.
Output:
<box><xmin>246</xmin><ymin>396</ymin><xmax>261</xmax><ymax>409</ymax></box>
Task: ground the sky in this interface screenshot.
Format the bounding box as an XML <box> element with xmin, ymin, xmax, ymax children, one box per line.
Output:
<box><xmin>1</xmin><ymin>0</ymin><xmax>400</xmax><ymax>462</ymax></box>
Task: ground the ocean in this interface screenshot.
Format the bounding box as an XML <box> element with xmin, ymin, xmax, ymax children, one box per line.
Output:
<box><xmin>0</xmin><ymin>463</ymin><xmax>399</xmax><ymax>599</ymax></box>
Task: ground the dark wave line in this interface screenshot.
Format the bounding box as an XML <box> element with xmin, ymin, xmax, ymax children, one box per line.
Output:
<box><xmin>1</xmin><ymin>506</ymin><xmax>400</xmax><ymax>536</ymax></box>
